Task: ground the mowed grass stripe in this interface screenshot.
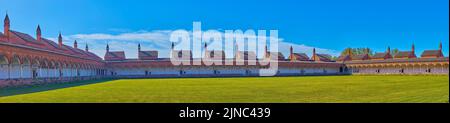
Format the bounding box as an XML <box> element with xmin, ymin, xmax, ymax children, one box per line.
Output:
<box><xmin>0</xmin><ymin>75</ymin><xmax>448</xmax><ymax>103</ymax></box>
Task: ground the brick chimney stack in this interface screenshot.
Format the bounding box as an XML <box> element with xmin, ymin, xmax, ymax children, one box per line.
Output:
<box><xmin>36</xmin><ymin>25</ymin><xmax>42</xmax><ymax>42</ymax></box>
<box><xmin>74</xmin><ymin>40</ymin><xmax>78</xmax><ymax>49</ymax></box>
<box><xmin>85</xmin><ymin>44</ymin><xmax>89</xmax><ymax>52</ymax></box>
<box><xmin>312</xmin><ymin>48</ymin><xmax>316</xmax><ymax>61</ymax></box>
<box><xmin>4</xmin><ymin>13</ymin><xmax>10</xmax><ymax>37</ymax></box>
<box><xmin>58</xmin><ymin>32</ymin><xmax>63</xmax><ymax>48</ymax></box>
<box><xmin>106</xmin><ymin>43</ymin><xmax>110</xmax><ymax>52</ymax></box>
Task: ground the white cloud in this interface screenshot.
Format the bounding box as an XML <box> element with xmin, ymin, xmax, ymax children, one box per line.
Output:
<box><xmin>58</xmin><ymin>30</ymin><xmax>339</xmax><ymax>59</ymax></box>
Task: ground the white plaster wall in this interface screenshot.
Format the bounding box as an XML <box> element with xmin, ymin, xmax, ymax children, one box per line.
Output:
<box><xmin>0</xmin><ymin>64</ymin><xmax>8</xmax><ymax>79</ymax></box>
<box><xmin>22</xmin><ymin>65</ymin><xmax>32</xmax><ymax>79</ymax></box>
<box><xmin>9</xmin><ymin>65</ymin><xmax>21</xmax><ymax>79</ymax></box>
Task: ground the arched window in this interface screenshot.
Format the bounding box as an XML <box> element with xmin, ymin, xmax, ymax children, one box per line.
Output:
<box><xmin>178</xmin><ymin>52</ymin><xmax>183</xmax><ymax>58</ymax></box>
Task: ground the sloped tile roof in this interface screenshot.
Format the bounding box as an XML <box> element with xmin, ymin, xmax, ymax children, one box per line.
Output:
<box><xmin>337</xmin><ymin>55</ymin><xmax>351</xmax><ymax>61</ymax></box>
<box><xmin>139</xmin><ymin>51</ymin><xmax>158</xmax><ymax>60</ymax></box>
<box><xmin>313</xmin><ymin>54</ymin><xmax>332</xmax><ymax>62</ymax></box>
<box><xmin>10</xmin><ymin>30</ymin><xmax>39</xmax><ymax>43</ymax></box>
<box><xmin>139</xmin><ymin>51</ymin><xmax>158</xmax><ymax>57</ymax></box>
<box><xmin>353</xmin><ymin>54</ymin><xmax>369</xmax><ymax>60</ymax></box>
<box><xmin>372</xmin><ymin>53</ymin><xmax>391</xmax><ymax>59</ymax></box>
<box><xmin>3</xmin><ymin>30</ymin><xmax>102</xmax><ymax>61</ymax></box>
<box><xmin>267</xmin><ymin>52</ymin><xmax>285</xmax><ymax>60</ymax></box>
<box><xmin>421</xmin><ymin>50</ymin><xmax>443</xmax><ymax>57</ymax></box>
<box><xmin>394</xmin><ymin>51</ymin><xmax>416</xmax><ymax>58</ymax></box>
<box><xmin>291</xmin><ymin>53</ymin><xmax>310</xmax><ymax>61</ymax></box>
<box><xmin>206</xmin><ymin>50</ymin><xmax>226</xmax><ymax>59</ymax></box>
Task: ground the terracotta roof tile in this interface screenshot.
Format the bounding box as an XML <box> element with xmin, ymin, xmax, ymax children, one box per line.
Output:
<box><xmin>313</xmin><ymin>54</ymin><xmax>332</xmax><ymax>62</ymax></box>
<box><xmin>372</xmin><ymin>53</ymin><xmax>392</xmax><ymax>59</ymax></box>
<box><xmin>394</xmin><ymin>51</ymin><xmax>416</xmax><ymax>58</ymax></box>
<box><xmin>139</xmin><ymin>51</ymin><xmax>158</xmax><ymax>60</ymax></box>
<box><xmin>3</xmin><ymin>30</ymin><xmax>102</xmax><ymax>61</ymax></box>
<box><xmin>337</xmin><ymin>55</ymin><xmax>351</xmax><ymax>61</ymax></box>
<box><xmin>10</xmin><ymin>30</ymin><xmax>35</xmax><ymax>42</ymax></box>
<box><xmin>353</xmin><ymin>54</ymin><xmax>370</xmax><ymax>60</ymax></box>
<box><xmin>41</xmin><ymin>38</ymin><xmax>59</xmax><ymax>49</ymax></box>
<box><xmin>206</xmin><ymin>50</ymin><xmax>226</xmax><ymax>59</ymax></box>
<box><xmin>421</xmin><ymin>50</ymin><xmax>443</xmax><ymax>58</ymax></box>
<box><xmin>267</xmin><ymin>52</ymin><xmax>285</xmax><ymax>60</ymax></box>
<box><xmin>291</xmin><ymin>53</ymin><xmax>310</xmax><ymax>61</ymax></box>
<box><xmin>105</xmin><ymin>51</ymin><xmax>126</xmax><ymax>61</ymax></box>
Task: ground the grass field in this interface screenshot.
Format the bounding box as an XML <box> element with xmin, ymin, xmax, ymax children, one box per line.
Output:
<box><xmin>0</xmin><ymin>75</ymin><xmax>448</xmax><ymax>103</ymax></box>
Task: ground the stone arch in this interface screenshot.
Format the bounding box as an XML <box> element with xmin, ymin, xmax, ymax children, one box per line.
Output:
<box><xmin>41</xmin><ymin>58</ymin><xmax>50</xmax><ymax>78</ymax></box>
<box><xmin>60</xmin><ymin>62</ymin><xmax>69</xmax><ymax>77</ymax></box>
<box><xmin>22</xmin><ymin>56</ymin><xmax>31</xmax><ymax>65</ymax></box>
<box><xmin>0</xmin><ymin>54</ymin><xmax>9</xmax><ymax>79</ymax></box>
<box><xmin>49</xmin><ymin>60</ymin><xmax>58</xmax><ymax>78</ymax></box>
<box><xmin>74</xmin><ymin>63</ymin><xmax>81</xmax><ymax>77</ymax></box>
<box><xmin>21</xmin><ymin>56</ymin><xmax>32</xmax><ymax>79</ymax></box>
<box><xmin>79</xmin><ymin>64</ymin><xmax>86</xmax><ymax>77</ymax></box>
<box><xmin>9</xmin><ymin>55</ymin><xmax>22</xmax><ymax>79</ymax></box>
<box><xmin>0</xmin><ymin>54</ymin><xmax>8</xmax><ymax>64</ymax></box>
<box><xmin>11</xmin><ymin>55</ymin><xmax>21</xmax><ymax>64</ymax></box>
<box><xmin>30</xmin><ymin>57</ymin><xmax>41</xmax><ymax>79</ymax></box>
<box><xmin>66</xmin><ymin>63</ymin><xmax>74</xmax><ymax>77</ymax></box>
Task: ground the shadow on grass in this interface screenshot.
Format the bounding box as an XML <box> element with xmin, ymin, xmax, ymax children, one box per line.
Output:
<box><xmin>0</xmin><ymin>79</ymin><xmax>114</xmax><ymax>97</ymax></box>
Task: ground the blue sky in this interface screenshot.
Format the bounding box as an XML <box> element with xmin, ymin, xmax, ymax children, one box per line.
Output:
<box><xmin>1</xmin><ymin>0</ymin><xmax>448</xmax><ymax>58</ymax></box>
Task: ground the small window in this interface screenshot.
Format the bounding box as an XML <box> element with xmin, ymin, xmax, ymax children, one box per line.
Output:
<box><xmin>178</xmin><ymin>52</ymin><xmax>183</xmax><ymax>58</ymax></box>
<box><xmin>210</xmin><ymin>52</ymin><xmax>215</xmax><ymax>58</ymax></box>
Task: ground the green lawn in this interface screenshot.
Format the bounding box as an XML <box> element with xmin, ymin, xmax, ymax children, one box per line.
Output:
<box><xmin>0</xmin><ymin>75</ymin><xmax>448</xmax><ymax>103</ymax></box>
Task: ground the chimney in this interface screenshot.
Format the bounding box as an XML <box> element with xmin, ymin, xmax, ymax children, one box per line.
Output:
<box><xmin>36</xmin><ymin>25</ymin><xmax>41</xmax><ymax>41</ymax></box>
<box><xmin>204</xmin><ymin>43</ymin><xmax>208</xmax><ymax>58</ymax></box>
<box><xmin>85</xmin><ymin>44</ymin><xmax>89</xmax><ymax>52</ymax></box>
<box><xmin>4</xmin><ymin>13</ymin><xmax>10</xmax><ymax>37</ymax></box>
<box><xmin>138</xmin><ymin>43</ymin><xmax>141</xmax><ymax>52</ymax></box>
<box><xmin>264</xmin><ymin>45</ymin><xmax>268</xmax><ymax>58</ymax></box>
<box><xmin>439</xmin><ymin>42</ymin><xmax>442</xmax><ymax>52</ymax></box>
<box><xmin>412</xmin><ymin>43</ymin><xmax>415</xmax><ymax>55</ymax></box>
<box><xmin>58</xmin><ymin>32</ymin><xmax>63</xmax><ymax>48</ymax></box>
<box><xmin>289</xmin><ymin>46</ymin><xmax>294</xmax><ymax>61</ymax></box>
<box><xmin>106</xmin><ymin>43</ymin><xmax>110</xmax><ymax>52</ymax></box>
<box><xmin>387</xmin><ymin>46</ymin><xmax>391</xmax><ymax>54</ymax></box>
<box><xmin>235</xmin><ymin>44</ymin><xmax>239</xmax><ymax>59</ymax></box>
<box><xmin>312</xmin><ymin>48</ymin><xmax>316</xmax><ymax>61</ymax></box>
<box><xmin>74</xmin><ymin>40</ymin><xmax>78</xmax><ymax>49</ymax></box>
<box><xmin>290</xmin><ymin>46</ymin><xmax>293</xmax><ymax>56</ymax></box>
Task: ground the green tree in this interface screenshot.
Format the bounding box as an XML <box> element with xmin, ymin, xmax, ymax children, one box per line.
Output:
<box><xmin>340</xmin><ymin>47</ymin><xmax>373</xmax><ymax>56</ymax></box>
<box><xmin>391</xmin><ymin>48</ymin><xmax>399</xmax><ymax>57</ymax></box>
<box><xmin>331</xmin><ymin>56</ymin><xmax>339</xmax><ymax>61</ymax></box>
<box><xmin>341</xmin><ymin>48</ymin><xmax>353</xmax><ymax>56</ymax></box>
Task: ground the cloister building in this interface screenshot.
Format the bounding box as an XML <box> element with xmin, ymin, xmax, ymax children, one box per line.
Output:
<box><xmin>338</xmin><ymin>44</ymin><xmax>449</xmax><ymax>74</ymax></box>
<box><xmin>0</xmin><ymin>14</ymin><xmax>106</xmax><ymax>87</ymax></box>
<box><xmin>1</xmin><ymin>14</ymin><xmax>449</xmax><ymax>88</ymax></box>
